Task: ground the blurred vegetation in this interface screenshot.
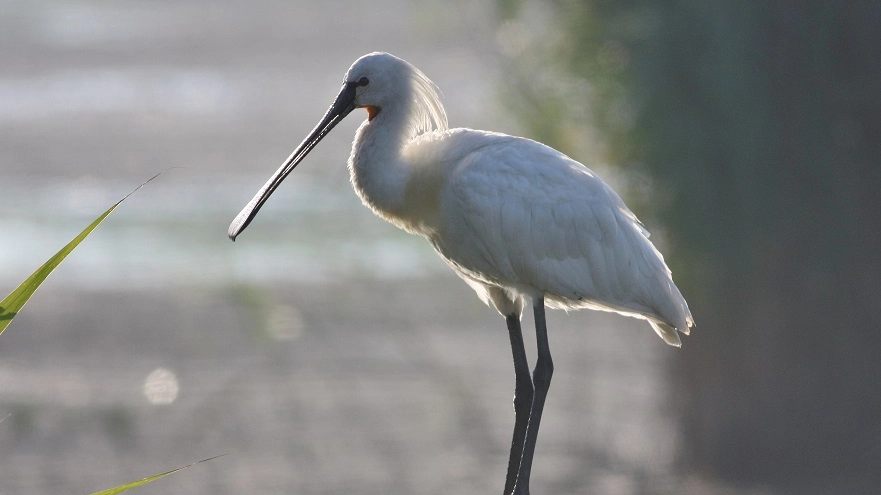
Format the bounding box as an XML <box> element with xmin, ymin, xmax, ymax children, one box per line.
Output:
<box><xmin>498</xmin><ymin>0</ymin><xmax>880</xmax><ymax>492</ymax></box>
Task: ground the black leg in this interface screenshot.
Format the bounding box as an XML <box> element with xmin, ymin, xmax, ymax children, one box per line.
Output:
<box><xmin>514</xmin><ymin>298</ymin><xmax>553</xmax><ymax>495</ymax></box>
<box><xmin>504</xmin><ymin>314</ymin><xmax>534</xmax><ymax>495</ymax></box>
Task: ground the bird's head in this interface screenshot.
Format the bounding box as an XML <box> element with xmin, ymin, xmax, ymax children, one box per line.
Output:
<box><xmin>227</xmin><ymin>52</ymin><xmax>446</xmax><ymax>241</ymax></box>
<box><xmin>343</xmin><ymin>52</ymin><xmax>408</xmax><ymax>121</ymax></box>
<box><xmin>345</xmin><ymin>52</ymin><xmax>447</xmax><ymax>134</ymax></box>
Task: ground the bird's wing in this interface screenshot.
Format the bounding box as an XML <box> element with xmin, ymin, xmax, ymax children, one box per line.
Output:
<box><xmin>432</xmin><ymin>132</ymin><xmax>692</xmax><ymax>334</ymax></box>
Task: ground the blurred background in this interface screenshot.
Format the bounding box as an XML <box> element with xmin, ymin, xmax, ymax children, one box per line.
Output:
<box><xmin>1</xmin><ymin>1</ymin><xmax>878</xmax><ymax>494</ymax></box>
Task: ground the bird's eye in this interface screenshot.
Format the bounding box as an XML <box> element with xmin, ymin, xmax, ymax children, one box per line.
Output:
<box><xmin>358</xmin><ymin>76</ymin><xmax>370</xmax><ymax>87</ymax></box>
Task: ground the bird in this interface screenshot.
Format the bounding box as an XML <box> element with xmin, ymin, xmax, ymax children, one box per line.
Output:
<box><xmin>228</xmin><ymin>52</ymin><xmax>693</xmax><ymax>495</ymax></box>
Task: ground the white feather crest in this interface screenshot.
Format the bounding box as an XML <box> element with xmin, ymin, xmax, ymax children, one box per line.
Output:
<box><xmin>405</xmin><ymin>61</ymin><xmax>449</xmax><ymax>137</ymax></box>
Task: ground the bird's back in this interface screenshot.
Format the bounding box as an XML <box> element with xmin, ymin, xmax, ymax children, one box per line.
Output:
<box><xmin>408</xmin><ymin>129</ymin><xmax>693</xmax><ymax>344</ymax></box>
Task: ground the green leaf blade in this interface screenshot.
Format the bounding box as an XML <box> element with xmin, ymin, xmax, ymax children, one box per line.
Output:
<box><xmin>89</xmin><ymin>455</ymin><xmax>225</xmax><ymax>495</ymax></box>
<box><xmin>0</xmin><ymin>203</ymin><xmax>118</xmax><ymax>334</ymax></box>
<box><xmin>0</xmin><ymin>174</ymin><xmax>160</xmax><ymax>337</ymax></box>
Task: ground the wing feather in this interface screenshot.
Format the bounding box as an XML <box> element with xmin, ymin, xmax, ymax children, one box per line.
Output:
<box><xmin>427</xmin><ymin>130</ymin><xmax>692</xmax><ymax>335</ymax></box>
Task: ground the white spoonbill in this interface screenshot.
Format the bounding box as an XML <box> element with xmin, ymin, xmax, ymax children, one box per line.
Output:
<box><xmin>229</xmin><ymin>52</ymin><xmax>693</xmax><ymax>495</ymax></box>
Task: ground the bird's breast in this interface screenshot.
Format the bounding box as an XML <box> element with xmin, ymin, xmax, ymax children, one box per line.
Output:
<box><xmin>349</xmin><ymin>155</ymin><xmax>444</xmax><ymax>238</ymax></box>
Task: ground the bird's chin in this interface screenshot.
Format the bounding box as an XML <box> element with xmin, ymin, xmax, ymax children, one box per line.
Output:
<box><xmin>365</xmin><ymin>106</ymin><xmax>381</xmax><ymax>121</ymax></box>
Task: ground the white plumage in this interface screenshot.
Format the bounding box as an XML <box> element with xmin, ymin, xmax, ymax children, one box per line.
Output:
<box><xmin>229</xmin><ymin>52</ymin><xmax>693</xmax><ymax>494</ymax></box>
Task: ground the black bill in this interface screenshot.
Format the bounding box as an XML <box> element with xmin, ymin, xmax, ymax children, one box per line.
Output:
<box><xmin>228</xmin><ymin>81</ymin><xmax>358</xmax><ymax>240</ymax></box>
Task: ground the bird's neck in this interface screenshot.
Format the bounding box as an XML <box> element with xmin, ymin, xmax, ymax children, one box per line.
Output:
<box><xmin>348</xmin><ymin>110</ymin><xmax>415</xmax><ymax>230</ymax></box>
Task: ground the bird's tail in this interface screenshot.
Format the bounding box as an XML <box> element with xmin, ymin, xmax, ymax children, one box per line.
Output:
<box><xmin>649</xmin><ymin>276</ymin><xmax>694</xmax><ymax>347</ymax></box>
<box><xmin>649</xmin><ymin>320</ymin><xmax>683</xmax><ymax>347</ymax></box>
